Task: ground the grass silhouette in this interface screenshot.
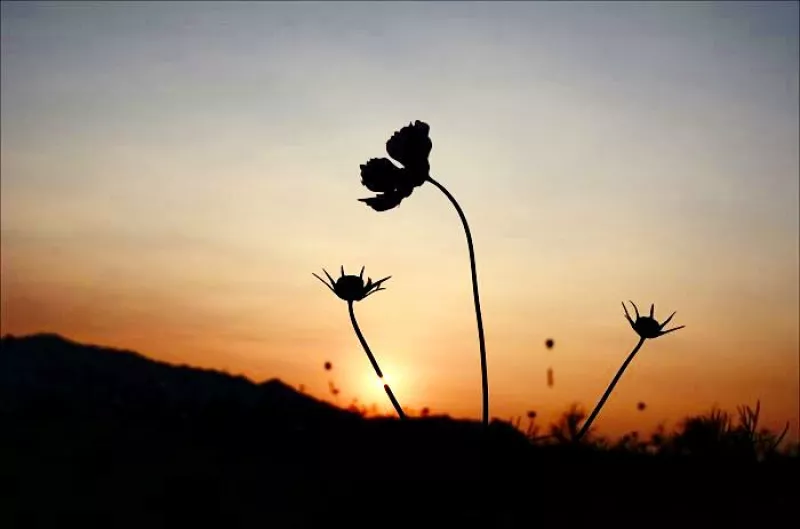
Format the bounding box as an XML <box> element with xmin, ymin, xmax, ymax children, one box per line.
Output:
<box><xmin>2</xmin><ymin>334</ymin><xmax>798</xmax><ymax>527</ymax></box>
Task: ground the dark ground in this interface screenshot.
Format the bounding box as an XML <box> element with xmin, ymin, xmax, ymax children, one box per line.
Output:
<box><xmin>2</xmin><ymin>334</ymin><xmax>797</xmax><ymax>528</ymax></box>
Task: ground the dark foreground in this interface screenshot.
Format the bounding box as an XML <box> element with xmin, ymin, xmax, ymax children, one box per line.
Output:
<box><xmin>2</xmin><ymin>334</ymin><xmax>797</xmax><ymax>528</ymax></box>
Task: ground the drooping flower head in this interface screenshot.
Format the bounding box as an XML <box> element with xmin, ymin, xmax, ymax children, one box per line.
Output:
<box><xmin>313</xmin><ymin>266</ymin><xmax>390</xmax><ymax>302</ymax></box>
<box><xmin>359</xmin><ymin>120</ymin><xmax>432</xmax><ymax>211</ymax></box>
<box><xmin>622</xmin><ymin>301</ymin><xmax>685</xmax><ymax>339</ymax></box>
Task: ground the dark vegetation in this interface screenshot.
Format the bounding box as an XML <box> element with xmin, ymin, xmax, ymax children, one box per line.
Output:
<box><xmin>2</xmin><ymin>334</ymin><xmax>797</xmax><ymax>528</ymax></box>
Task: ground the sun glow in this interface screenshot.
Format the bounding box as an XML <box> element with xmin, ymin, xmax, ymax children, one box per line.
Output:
<box><xmin>359</xmin><ymin>368</ymin><xmax>408</xmax><ymax>416</ymax></box>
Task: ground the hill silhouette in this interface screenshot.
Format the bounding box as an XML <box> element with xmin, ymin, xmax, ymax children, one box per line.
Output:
<box><xmin>2</xmin><ymin>334</ymin><xmax>796</xmax><ymax>528</ymax></box>
<box><xmin>1</xmin><ymin>333</ymin><xmax>350</xmax><ymax>424</ymax></box>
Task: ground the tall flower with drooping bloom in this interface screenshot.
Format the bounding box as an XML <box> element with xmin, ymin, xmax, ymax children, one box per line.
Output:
<box><xmin>577</xmin><ymin>301</ymin><xmax>684</xmax><ymax>440</ymax></box>
<box><xmin>358</xmin><ymin>121</ymin><xmax>431</xmax><ymax>211</ymax></box>
<box><xmin>313</xmin><ymin>266</ymin><xmax>405</xmax><ymax>419</ymax></box>
<box><xmin>358</xmin><ymin>120</ymin><xmax>491</xmax><ymax>428</ymax></box>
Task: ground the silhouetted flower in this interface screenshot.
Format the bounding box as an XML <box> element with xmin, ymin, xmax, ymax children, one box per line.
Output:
<box><xmin>637</xmin><ymin>401</ymin><xmax>647</xmax><ymax>411</ymax></box>
<box><xmin>545</xmin><ymin>338</ymin><xmax>554</xmax><ymax>350</ymax></box>
<box><xmin>314</xmin><ymin>264</ymin><xmax>405</xmax><ymax>419</ymax></box>
<box><xmin>358</xmin><ymin>120</ymin><xmax>432</xmax><ymax>211</ymax></box>
<box><xmin>355</xmin><ymin>120</ymin><xmax>491</xmax><ymax>428</ymax></box>
<box><xmin>576</xmin><ymin>301</ymin><xmax>685</xmax><ymax>441</ymax></box>
<box><xmin>622</xmin><ymin>301</ymin><xmax>684</xmax><ymax>339</ymax></box>
<box><xmin>313</xmin><ymin>266</ymin><xmax>390</xmax><ymax>302</ymax></box>
<box><xmin>324</xmin><ymin>361</ymin><xmax>332</xmax><ymax>371</ymax></box>
<box><xmin>527</xmin><ymin>410</ymin><xmax>537</xmax><ymax>419</ymax></box>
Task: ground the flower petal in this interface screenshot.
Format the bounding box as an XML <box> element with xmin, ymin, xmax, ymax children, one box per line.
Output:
<box><xmin>659</xmin><ymin>325</ymin><xmax>685</xmax><ymax>336</ymax></box>
<box><xmin>360</xmin><ymin>158</ymin><xmax>403</xmax><ymax>193</ymax></box>
<box><xmin>312</xmin><ymin>272</ymin><xmax>336</xmax><ymax>294</ymax></box>
<box><xmin>371</xmin><ymin>275</ymin><xmax>391</xmax><ymax>290</ymax></box>
<box><xmin>385</xmin><ymin>120</ymin><xmax>432</xmax><ymax>171</ymax></box>
<box><xmin>358</xmin><ymin>191</ymin><xmax>405</xmax><ymax>212</ymax></box>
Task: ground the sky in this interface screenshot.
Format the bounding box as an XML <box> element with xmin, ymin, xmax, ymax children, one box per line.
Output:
<box><xmin>2</xmin><ymin>1</ymin><xmax>798</xmax><ymax>440</ymax></box>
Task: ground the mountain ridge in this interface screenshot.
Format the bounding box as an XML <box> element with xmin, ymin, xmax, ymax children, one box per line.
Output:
<box><xmin>1</xmin><ymin>332</ymin><xmax>357</xmax><ymax>426</ymax></box>
<box><xmin>2</xmin><ymin>332</ymin><xmax>796</xmax><ymax>527</ymax></box>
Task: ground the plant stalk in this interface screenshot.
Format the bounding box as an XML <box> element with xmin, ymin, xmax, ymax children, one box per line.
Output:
<box><xmin>426</xmin><ymin>175</ymin><xmax>489</xmax><ymax>427</ymax></box>
<box><xmin>348</xmin><ymin>300</ymin><xmax>406</xmax><ymax>420</ymax></box>
<box><xmin>577</xmin><ymin>336</ymin><xmax>646</xmax><ymax>441</ymax></box>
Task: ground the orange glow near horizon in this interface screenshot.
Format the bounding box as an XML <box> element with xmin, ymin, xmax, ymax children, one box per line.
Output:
<box><xmin>1</xmin><ymin>2</ymin><xmax>798</xmax><ymax>442</ymax></box>
<box><xmin>2</xmin><ymin>252</ymin><xmax>797</xmax><ymax>441</ymax></box>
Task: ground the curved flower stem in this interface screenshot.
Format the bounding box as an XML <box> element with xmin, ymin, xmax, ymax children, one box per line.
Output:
<box><xmin>577</xmin><ymin>336</ymin><xmax>647</xmax><ymax>441</ymax></box>
<box><xmin>347</xmin><ymin>300</ymin><xmax>406</xmax><ymax>420</ymax></box>
<box><xmin>426</xmin><ymin>176</ymin><xmax>489</xmax><ymax>428</ymax></box>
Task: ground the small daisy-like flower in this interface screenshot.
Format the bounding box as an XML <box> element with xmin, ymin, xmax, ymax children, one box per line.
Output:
<box><xmin>577</xmin><ymin>300</ymin><xmax>686</xmax><ymax>441</ymax></box>
<box><xmin>312</xmin><ymin>264</ymin><xmax>405</xmax><ymax>419</ymax></box>
<box><xmin>313</xmin><ymin>266</ymin><xmax>390</xmax><ymax>302</ymax></box>
<box><xmin>622</xmin><ymin>301</ymin><xmax>685</xmax><ymax>339</ymax></box>
<box><xmin>358</xmin><ymin>120</ymin><xmax>432</xmax><ymax>212</ymax></box>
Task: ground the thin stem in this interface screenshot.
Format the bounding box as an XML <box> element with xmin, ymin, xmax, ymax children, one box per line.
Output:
<box><xmin>426</xmin><ymin>176</ymin><xmax>489</xmax><ymax>428</ymax></box>
<box><xmin>577</xmin><ymin>336</ymin><xmax>647</xmax><ymax>441</ymax></box>
<box><xmin>347</xmin><ymin>300</ymin><xmax>406</xmax><ymax>420</ymax></box>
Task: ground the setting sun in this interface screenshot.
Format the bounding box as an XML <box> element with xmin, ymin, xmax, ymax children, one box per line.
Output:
<box><xmin>355</xmin><ymin>366</ymin><xmax>405</xmax><ymax>415</ymax></box>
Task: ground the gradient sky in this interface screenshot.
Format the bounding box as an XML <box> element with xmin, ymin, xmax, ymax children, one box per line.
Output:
<box><xmin>2</xmin><ymin>1</ymin><xmax>798</xmax><ymax>440</ymax></box>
